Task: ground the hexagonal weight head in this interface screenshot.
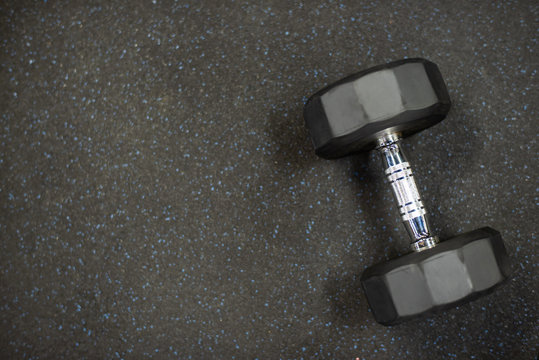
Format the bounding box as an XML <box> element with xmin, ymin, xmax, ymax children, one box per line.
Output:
<box><xmin>360</xmin><ymin>227</ymin><xmax>512</xmax><ymax>326</ymax></box>
<box><xmin>303</xmin><ymin>58</ymin><xmax>451</xmax><ymax>159</ymax></box>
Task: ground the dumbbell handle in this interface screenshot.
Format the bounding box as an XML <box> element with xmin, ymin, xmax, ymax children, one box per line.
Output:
<box><xmin>376</xmin><ymin>133</ymin><xmax>438</xmax><ymax>252</ymax></box>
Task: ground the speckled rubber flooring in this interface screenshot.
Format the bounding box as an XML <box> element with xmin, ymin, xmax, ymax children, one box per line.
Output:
<box><xmin>0</xmin><ymin>1</ymin><xmax>537</xmax><ymax>359</ymax></box>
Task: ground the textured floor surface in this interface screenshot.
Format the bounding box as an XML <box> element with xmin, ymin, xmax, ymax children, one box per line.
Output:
<box><xmin>1</xmin><ymin>1</ymin><xmax>537</xmax><ymax>359</ymax></box>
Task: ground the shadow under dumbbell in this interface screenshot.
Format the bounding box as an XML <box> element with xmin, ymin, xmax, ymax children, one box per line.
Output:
<box><xmin>322</xmin><ymin>154</ymin><xmax>411</xmax><ymax>326</ymax></box>
<box><xmin>349</xmin><ymin>154</ymin><xmax>410</xmax><ymax>260</ymax></box>
<box><xmin>265</xmin><ymin>103</ymin><xmax>416</xmax><ymax>323</ymax></box>
<box><xmin>265</xmin><ymin>104</ymin><xmax>402</xmax><ymax>259</ymax></box>
<box><xmin>323</xmin><ymin>268</ymin><xmax>372</xmax><ymax>325</ymax></box>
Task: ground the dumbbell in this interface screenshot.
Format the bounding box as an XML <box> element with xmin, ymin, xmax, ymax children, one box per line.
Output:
<box><xmin>303</xmin><ymin>58</ymin><xmax>511</xmax><ymax>325</ymax></box>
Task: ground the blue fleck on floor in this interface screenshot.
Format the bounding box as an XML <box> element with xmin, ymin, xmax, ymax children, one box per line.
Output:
<box><xmin>0</xmin><ymin>1</ymin><xmax>537</xmax><ymax>359</ymax></box>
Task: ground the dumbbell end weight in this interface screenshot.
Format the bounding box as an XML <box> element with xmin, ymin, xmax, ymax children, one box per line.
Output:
<box><xmin>360</xmin><ymin>227</ymin><xmax>511</xmax><ymax>326</ymax></box>
<box><xmin>303</xmin><ymin>58</ymin><xmax>451</xmax><ymax>159</ymax></box>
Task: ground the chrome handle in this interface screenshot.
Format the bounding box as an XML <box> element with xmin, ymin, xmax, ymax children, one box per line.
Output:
<box><xmin>376</xmin><ymin>133</ymin><xmax>438</xmax><ymax>252</ymax></box>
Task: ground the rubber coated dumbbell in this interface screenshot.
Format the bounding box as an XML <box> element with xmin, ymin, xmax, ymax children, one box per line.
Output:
<box><xmin>303</xmin><ymin>58</ymin><xmax>511</xmax><ymax>326</ymax></box>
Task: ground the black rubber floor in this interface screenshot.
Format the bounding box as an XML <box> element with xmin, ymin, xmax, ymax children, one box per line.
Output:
<box><xmin>1</xmin><ymin>1</ymin><xmax>537</xmax><ymax>358</ymax></box>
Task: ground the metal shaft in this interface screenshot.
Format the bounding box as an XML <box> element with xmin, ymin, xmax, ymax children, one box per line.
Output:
<box><xmin>376</xmin><ymin>133</ymin><xmax>438</xmax><ymax>252</ymax></box>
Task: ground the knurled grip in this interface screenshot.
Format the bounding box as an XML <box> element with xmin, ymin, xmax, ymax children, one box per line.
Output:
<box><xmin>376</xmin><ymin>134</ymin><xmax>438</xmax><ymax>251</ymax></box>
<box><xmin>384</xmin><ymin>161</ymin><xmax>426</xmax><ymax>221</ymax></box>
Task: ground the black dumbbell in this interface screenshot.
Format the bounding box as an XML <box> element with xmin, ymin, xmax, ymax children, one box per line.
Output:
<box><xmin>303</xmin><ymin>58</ymin><xmax>511</xmax><ymax>326</ymax></box>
